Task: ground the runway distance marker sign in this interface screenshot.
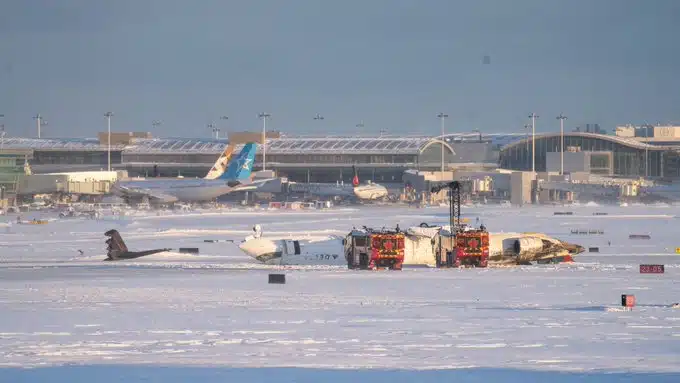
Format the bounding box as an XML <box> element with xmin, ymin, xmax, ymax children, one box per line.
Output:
<box><xmin>639</xmin><ymin>264</ymin><xmax>664</xmax><ymax>274</ymax></box>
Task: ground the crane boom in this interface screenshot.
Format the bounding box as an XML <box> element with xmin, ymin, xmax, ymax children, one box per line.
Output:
<box><xmin>431</xmin><ymin>181</ymin><xmax>461</xmax><ymax>232</ymax></box>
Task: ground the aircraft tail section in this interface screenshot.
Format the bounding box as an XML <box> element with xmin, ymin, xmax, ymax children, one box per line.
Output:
<box><xmin>105</xmin><ymin>229</ymin><xmax>128</xmax><ymax>252</ymax></box>
<box><xmin>104</xmin><ymin>229</ymin><xmax>172</xmax><ymax>260</ymax></box>
<box><xmin>219</xmin><ymin>143</ymin><xmax>257</xmax><ymax>180</ymax></box>
<box><xmin>105</xmin><ymin>229</ymin><xmax>128</xmax><ymax>260</ymax></box>
<box><xmin>204</xmin><ymin>144</ymin><xmax>235</xmax><ymax>179</ymax></box>
<box><xmin>352</xmin><ymin>164</ymin><xmax>359</xmax><ymax>187</ymax></box>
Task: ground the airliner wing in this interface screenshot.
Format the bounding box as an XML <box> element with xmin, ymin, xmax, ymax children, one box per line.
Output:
<box><xmin>145</xmin><ymin>190</ymin><xmax>179</xmax><ymax>203</ymax></box>
<box><xmin>231</xmin><ymin>185</ymin><xmax>259</xmax><ymax>192</ymax></box>
<box><xmin>231</xmin><ymin>178</ymin><xmax>278</xmax><ymax>193</ymax></box>
<box><xmin>122</xmin><ymin>186</ymin><xmax>178</xmax><ymax>203</ymax></box>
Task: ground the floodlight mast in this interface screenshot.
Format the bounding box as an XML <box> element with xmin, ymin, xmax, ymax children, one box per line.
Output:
<box><xmin>34</xmin><ymin>114</ymin><xmax>47</xmax><ymax>139</ymax></box>
<box><xmin>557</xmin><ymin>113</ymin><xmax>567</xmax><ymax>175</ymax></box>
<box><xmin>437</xmin><ymin>113</ymin><xmax>448</xmax><ymax>172</ymax></box>
<box><xmin>208</xmin><ymin>123</ymin><xmax>219</xmax><ymax>139</ymax></box>
<box><xmin>104</xmin><ymin>112</ymin><xmax>113</xmax><ymax>171</ymax></box>
<box><xmin>220</xmin><ymin>116</ymin><xmax>228</xmax><ymax>138</ymax></box>
<box><xmin>258</xmin><ymin>113</ymin><xmax>271</xmax><ymax>171</ymax></box>
<box><xmin>528</xmin><ymin>113</ymin><xmax>539</xmax><ymax>174</ymax></box>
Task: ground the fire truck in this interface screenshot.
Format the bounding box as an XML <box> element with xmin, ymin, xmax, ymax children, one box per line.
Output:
<box><xmin>437</xmin><ymin>226</ymin><xmax>489</xmax><ymax>267</ymax></box>
<box><xmin>345</xmin><ymin>226</ymin><xmax>405</xmax><ymax>270</ymax></box>
<box><xmin>431</xmin><ymin>181</ymin><xmax>490</xmax><ymax>268</ymax></box>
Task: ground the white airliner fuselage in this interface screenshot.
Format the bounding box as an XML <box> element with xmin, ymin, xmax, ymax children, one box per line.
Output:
<box><xmin>112</xmin><ymin>143</ymin><xmax>273</xmax><ymax>204</ymax></box>
<box><xmin>238</xmin><ymin>225</ymin><xmax>583</xmax><ymax>267</ymax></box>
<box><xmin>111</xmin><ymin>178</ymin><xmax>265</xmax><ymax>203</ymax></box>
<box><xmin>239</xmin><ymin>236</ymin><xmax>346</xmax><ymax>266</ymax></box>
<box><xmin>353</xmin><ymin>183</ymin><xmax>389</xmax><ymax>200</ymax></box>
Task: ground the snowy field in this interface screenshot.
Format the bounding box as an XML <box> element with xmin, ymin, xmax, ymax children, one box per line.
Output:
<box><xmin>1</xmin><ymin>203</ymin><xmax>680</xmax><ymax>382</ymax></box>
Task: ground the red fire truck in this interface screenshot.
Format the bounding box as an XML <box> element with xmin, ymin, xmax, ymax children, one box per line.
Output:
<box><xmin>345</xmin><ymin>227</ymin><xmax>405</xmax><ymax>270</ymax></box>
<box><xmin>432</xmin><ymin>181</ymin><xmax>490</xmax><ymax>268</ymax></box>
<box><xmin>454</xmin><ymin>227</ymin><xmax>490</xmax><ymax>267</ymax></box>
<box><xmin>436</xmin><ymin>226</ymin><xmax>490</xmax><ymax>268</ymax></box>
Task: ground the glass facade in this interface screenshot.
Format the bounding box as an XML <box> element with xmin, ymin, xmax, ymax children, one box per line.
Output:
<box><xmin>277</xmin><ymin>167</ymin><xmax>406</xmax><ymax>184</ymax></box>
<box><xmin>0</xmin><ymin>136</ymin><xmax>494</xmax><ymax>183</ymax></box>
<box><xmin>0</xmin><ymin>154</ymin><xmax>25</xmax><ymax>194</ymax></box>
<box><xmin>499</xmin><ymin>135</ymin><xmax>672</xmax><ymax>177</ymax></box>
<box><xmin>417</xmin><ymin>143</ymin><xmax>456</xmax><ymax>168</ymax></box>
<box><xmin>265</xmin><ymin>153</ymin><xmax>418</xmax><ymax>165</ymax></box>
<box><xmin>33</xmin><ymin>151</ymin><xmax>121</xmax><ymax>166</ymax></box>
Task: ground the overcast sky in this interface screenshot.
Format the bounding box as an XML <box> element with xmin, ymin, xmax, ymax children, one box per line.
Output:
<box><xmin>1</xmin><ymin>0</ymin><xmax>678</xmax><ymax>138</ymax></box>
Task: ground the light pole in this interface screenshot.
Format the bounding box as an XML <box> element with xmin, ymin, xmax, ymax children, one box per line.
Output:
<box><xmin>524</xmin><ymin>124</ymin><xmax>530</xmax><ymax>155</ymax></box>
<box><xmin>0</xmin><ymin>114</ymin><xmax>5</xmax><ymax>152</ymax></box>
<box><xmin>557</xmin><ymin>113</ymin><xmax>567</xmax><ymax>175</ymax></box>
<box><xmin>220</xmin><ymin>116</ymin><xmax>228</xmax><ymax>138</ymax></box>
<box><xmin>104</xmin><ymin>112</ymin><xmax>113</xmax><ymax>171</ymax></box>
<box><xmin>355</xmin><ymin>121</ymin><xmax>365</xmax><ymax>137</ymax></box>
<box><xmin>645</xmin><ymin>125</ymin><xmax>649</xmax><ymax>178</ymax></box>
<box><xmin>258</xmin><ymin>113</ymin><xmax>271</xmax><ymax>171</ymax></box>
<box><xmin>34</xmin><ymin>114</ymin><xmax>47</xmax><ymax>139</ymax></box>
<box><xmin>437</xmin><ymin>113</ymin><xmax>448</xmax><ymax>172</ymax></box>
<box><xmin>529</xmin><ymin>113</ymin><xmax>539</xmax><ymax>174</ymax></box>
<box><xmin>208</xmin><ymin>123</ymin><xmax>219</xmax><ymax>139</ymax></box>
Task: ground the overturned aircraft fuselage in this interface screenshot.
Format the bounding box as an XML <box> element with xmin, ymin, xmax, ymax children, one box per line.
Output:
<box><xmin>405</xmin><ymin>226</ymin><xmax>584</xmax><ymax>267</ymax></box>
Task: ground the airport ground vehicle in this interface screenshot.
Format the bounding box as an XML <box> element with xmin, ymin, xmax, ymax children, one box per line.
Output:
<box><xmin>345</xmin><ymin>226</ymin><xmax>405</xmax><ymax>270</ymax></box>
<box><xmin>432</xmin><ymin>181</ymin><xmax>490</xmax><ymax>268</ymax></box>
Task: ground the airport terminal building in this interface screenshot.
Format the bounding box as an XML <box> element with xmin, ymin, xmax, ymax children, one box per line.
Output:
<box><xmin>3</xmin><ymin>125</ymin><xmax>680</xmax><ymax>190</ymax></box>
<box><xmin>499</xmin><ymin>130</ymin><xmax>680</xmax><ymax>179</ymax></box>
<box><xmin>0</xmin><ymin>132</ymin><xmax>520</xmax><ymax>185</ymax></box>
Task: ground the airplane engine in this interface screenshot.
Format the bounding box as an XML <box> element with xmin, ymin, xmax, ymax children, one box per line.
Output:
<box><xmin>487</xmin><ymin>233</ymin><xmax>554</xmax><ymax>263</ymax></box>
<box><xmin>488</xmin><ymin>233</ymin><xmax>523</xmax><ymax>258</ymax></box>
<box><xmin>513</xmin><ymin>237</ymin><xmax>544</xmax><ymax>256</ymax></box>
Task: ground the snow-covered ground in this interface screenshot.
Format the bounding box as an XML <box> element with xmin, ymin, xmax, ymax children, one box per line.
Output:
<box><xmin>1</xmin><ymin>203</ymin><xmax>679</xmax><ymax>382</ymax></box>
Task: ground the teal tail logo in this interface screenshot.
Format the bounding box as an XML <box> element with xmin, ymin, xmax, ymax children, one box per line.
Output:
<box><xmin>220</xmin><ymin>143</ymin><xmax>257</xmax><ymax>180</ymax></box>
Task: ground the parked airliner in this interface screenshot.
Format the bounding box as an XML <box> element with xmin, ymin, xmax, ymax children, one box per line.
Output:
<box><xmin>112</xmin><ymin>143</ymin><xmax>275</xmax><ymax>204</ymax></box>
<box><xmin>286</xmin><ymin>165</ymin><xmax>388</xmax><ymax>201</ymax></box>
